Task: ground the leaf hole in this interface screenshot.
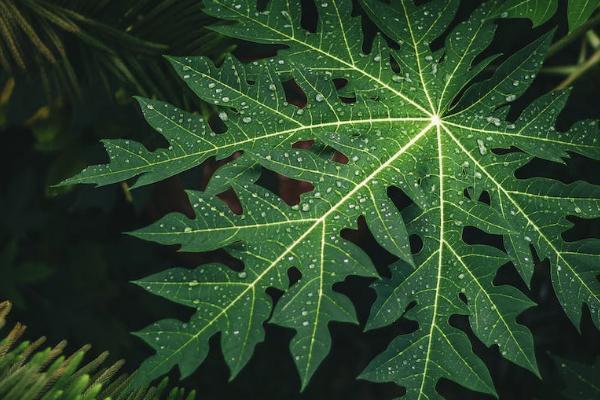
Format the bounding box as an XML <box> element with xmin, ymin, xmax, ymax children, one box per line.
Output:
<box><xmin>282</xmin><ymin>79</ymin><xmax>307</xmax><ymax>108</ymax></box>
<box><xmin>491</xmin><ymin>146</ymin><xmax>521</xmax><ymax>155</ymax></box>
<box><xmin>256</xmin><ymin>0</ymin><xmax>269</xmax><ymax>11</ymax></box>
<box><xmin>255</xmin><ymin>167</ymin><xmax>314</xmax><ymax>207</ymax></box>
<box><xmin>516</xmin><ymin>154</ymin><xmax>600</xmax><ymax>185</ymax></box>
<box><xmin>389</xmin><ymin>53</ymin><xmax>401</xmax><ymax>74</ymax></box>
<box><xmin>217</xmin><ymin>189</ymin><xmax>243</xmax><ymax>215</ymax></box>
<box><xmin>404</xmin><ymin>300</ymin><xmax>417</xmax><ymax>314</ymax></box>
<box><xmin>334</xmin><ymin>77</ymin><xmax>349</xmax><ymax>91</ymax></box>
<box><xmin>462</xmin><ymin>226</ymin><xmax>504</xmax><ymax>251</ymax></box>
<box><xmin>478</xmin><ymin>190</ymin><xmax>491</xmax><ymax>205</ymax></box>
<box><xmin>462</xmin><ymin>187</ymin><xmax>490</xmax><ymax>205</ymax></box>
<box><xmin>562</xmin><ymin>216</ymin><xmax>600</xmax><ymax>242</ymax></box>
<box><xmin>357</xmin><ymin>2</ymin><xmax>382</xmax><ymax>55</ymax></box>
<box><xmin>208</xmin><ymin>112</ymin><xmax>228</xmax><ymax>135</ymax></box>
<box><xmin>300</xmin><ymin>0</ymin><xmax>318</xmax><ymax>33</ymax></box>
<box><xmin>176</xmin><ymin>249</ymin><xmax>244</xmax><ymax>273</ymax></box>
<box><xmin>287</xmin><ymin>266</ymin><xmax>302</xmax><ymax>287</ymax></box>
<box><xmin>266</xmin><ymin>287</ymin><xmax>284</xmax><ymax>304</ymax></box>
<box><xmin>409</xmin><ymin>234</ymin><xmax>423</xmax><ymax>254</ymax></box>
<box><xmin>341</xmin><ymin>216</ymin><xmax>398</xmax><ymax>278</ymax></box>
<box><xmin>493</xmin><ymin>262</ymin><xmax>528</xmax><ymax>294</ymax></box>
<box><xmin>340</xmin><ymin>94</ymin><xmax>357</xmax><ymax>104</ymax></box>
<box><xmin>463</xmin><ymin>187</ymin><xmax>472</xmax><ymax>200</ymax></box>
<box><xmin>331</xmin><ymin>150</ymin><xmax>349</xmax><ymax>164</ymax></box>
<box><xmin>387</xmin><ymin>186</ymin><xmax>414</xmax><ymax>212</ymax></box>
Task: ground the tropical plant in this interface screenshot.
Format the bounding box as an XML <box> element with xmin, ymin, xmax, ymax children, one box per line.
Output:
<box><xmin>551</xmin><ymin>355</ymin><xmax>600</xmax><ymax>399</ymax></box>
<box><xmin>0</xmin><ymin>300</ymin><xmax>196</xmax><ymax>400</ymax></box>
<box><xmin>497</xmin><ymin>0</ymin><xmax>599</xmax><ymax>31</ymax></box>
<box><xmin>61</xmin><ymin>0</ymin><xmax>600</xmax><ymax>398</ymax></box>
<box><xmin>0</xmin><ymin>0</ymin><xmax>232</xmax><ymax>325</ymax></box>
<box><xmin>0</xmin><ymin>0</ymin><xmax>230</xmax><ymax>103</ymax></box>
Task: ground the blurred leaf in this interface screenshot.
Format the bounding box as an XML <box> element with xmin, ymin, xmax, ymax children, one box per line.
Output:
<box><xmin>0</xmin><ymin>299</ymin><xmax>198</xmax><ymax>400</ymax></box>
<box><xmin>552</xmin><ymin>355</ymin><xmax>600</xmax><ymax>400</ymax></box>
<box><xmin>496</xmin><ymin>0</ymin><xmax>599</xmax><ymax>31</ymax></box>
<box><xmin>0</xmin><ymin>0</ymin><xmax>231</xmax><ymax>106</ymax></box>
<box><xmin>0</xmin><ymin>241</ymin><xmax>53</xmax><ymax>308</ymax></box>
<box><xmin>496</xmin><ymin>0</ymin><xmax>559</xmax><ymax>27</ymax></box>
<box><xmin>568</xmin><ymin>0</ymin><xmax>600</xmax><ymax>31</ymax></box>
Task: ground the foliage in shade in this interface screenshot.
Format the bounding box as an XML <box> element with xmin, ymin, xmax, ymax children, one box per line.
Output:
<box><xmin>552</xmin><ymin>355</ymin><xmax>600</xmax><ymax>400</ymax></box>
<box><xmin>0</xmin><ymin>241</ymin><xmax>52</xmax><ymax>309</ymax></box>
<box><xmin>63</xmin><ymin>0</ymin><xmax>600</xmax><ymax>398</ymax></box>
<box><xmin>0</xmin><ymin>0</ymin><xmax>230</xmax><ymax>102</ymax></box>
<box><xmin>0</xmin><ymin>300</ymin><xmax>196</xmax><ymax>400</ymax></box>
<box><xmin>496</xmin><ymin>0</ymin><xmax>599</xmax><ymax>31</ymax></box>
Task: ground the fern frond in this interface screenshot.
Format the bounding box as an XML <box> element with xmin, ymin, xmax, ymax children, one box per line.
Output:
<box><xmin>0</xmin><ymin>300</ymin><xmax>196</xmax><ymax>400</ymax></box>
<box><xmin>0</xmin><ymin>0</ymin><xmax>231</xmax><ymax>104</ymax></box>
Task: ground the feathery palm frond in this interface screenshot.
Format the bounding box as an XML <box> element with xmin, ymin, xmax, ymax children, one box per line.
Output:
<box><xmin>0</xmin><ymin>300</ymin><xmax>196</xmax><ymax>400</ymax></box>
<box><xmin>0</xmin><ymin>0</ymin><xmax>231</xmax><ymax>104</ymax></box>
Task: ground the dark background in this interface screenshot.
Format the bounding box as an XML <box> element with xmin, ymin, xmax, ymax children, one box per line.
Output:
<box><xmin>0</xmin><ymin>1</ymin><xmax>598</xmax><ymax>399</ymax></box>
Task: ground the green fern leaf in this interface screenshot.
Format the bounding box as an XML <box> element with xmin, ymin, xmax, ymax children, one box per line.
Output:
<box><xmin>63</xmin><ymin>0</ymin><xmax>600</xmax><ymax>397</ymax></box>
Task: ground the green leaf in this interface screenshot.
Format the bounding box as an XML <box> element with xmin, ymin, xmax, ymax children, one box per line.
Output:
<box><xmin>133</xmin><ymin>184</ymin><xmax>378</xmax><ymax>387</ymax></box>
<box><xmin>496</xmin><ymin>0</ymin><xmax>599</xmax><ymax>31</ymax></box>
<box><xmin>495</xmin><ymin>0</ymin><xmax>558</xmax><ymax>27</ymax></box>
<box><xmin>66</xmin><ymin>0</ymin><xmax>600</xmax><ymax>397</ymax></box>
<box><xmin>552</xmin><ymin>355</ymin><xmax>600</xmax><ymax>400</ymax></box>
<box><xmin>568</xmin><ymin>0</ymin><xmax>600</xmax><ymax>31</ymax></box>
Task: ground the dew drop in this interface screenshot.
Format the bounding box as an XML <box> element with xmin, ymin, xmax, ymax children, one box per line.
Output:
<box><xmin>476</xmin><ymin>139</ymin><xmax>488</xmax><ymax>155</ymax></box>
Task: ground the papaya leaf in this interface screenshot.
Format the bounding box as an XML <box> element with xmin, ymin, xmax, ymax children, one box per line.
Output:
<box><xmin>567</xmin><ymin>0</ymin><xmax>600</xmax><ymax>31</ymax></box>
<box><xmin>64</xmin><ymin>0</ymin><xmax>600</xmax><ymax>397</ymax></box>
<box><xmin>551</xmin><ymin>355</ymin><xmax>600</xmax><ymax>400</ymax></box>
<box><xmin>496</xmin><ymin>0</ymin><xmax>599</xmax><ymax>31</ymax></box>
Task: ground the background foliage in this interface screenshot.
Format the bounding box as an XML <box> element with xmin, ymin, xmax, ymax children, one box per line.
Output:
<box><xmin>0</xmin><ymin>0</ymin><xmax>598</xmax><ymax>399</ymax></box>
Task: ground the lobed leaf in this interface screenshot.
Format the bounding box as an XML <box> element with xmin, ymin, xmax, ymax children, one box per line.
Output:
<box><xmin>496</xmin><ymin>0</ymin><xmax>599</xmax><ymax>31</ymax></box>
<box><xmin>65</xmin><ymin>0</ymin><xmax>600</xmax><ymax>398</ymax></box>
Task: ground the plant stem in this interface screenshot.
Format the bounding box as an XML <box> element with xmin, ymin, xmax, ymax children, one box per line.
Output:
<box><xmin>547</xmin><ymin>14</ymin><xmax>600</xmax><ymax>57</ymax></box>
<box><xmin>541</xmin><ymin>65</ymin><xmax>578</xmax><ymax>75</ymax></box>
<box><xmin>121</xmin><ymin>182</ymin><xmax>133</xmax><ymax>203</ymax></box>
<box><xmin>587</xmin><ymin>30</ymin><xmax>600</xmax><ymax>48</ymax></box>
<box><xmin>0</xmin><ymin>78</ymin><xmax>15</xmax><ymax>105</ymax></box>
<box><xmin>556</xmin><ymin>47</ymin><xmax>600</xmax><ymax>89</ymax></box>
